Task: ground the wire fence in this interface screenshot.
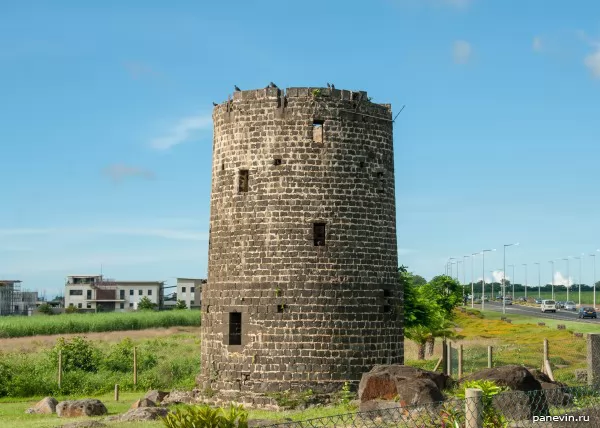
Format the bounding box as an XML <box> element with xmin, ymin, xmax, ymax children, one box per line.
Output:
<box><xmin>260</xmin><ymin>386</ymin><xmax>600</xmax><ymax>427</ymax></box>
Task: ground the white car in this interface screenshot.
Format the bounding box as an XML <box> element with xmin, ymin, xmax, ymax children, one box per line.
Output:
<box><xmin>564</xmin><ymin>301</ymin><xmax>577</xmax><ymax>311</ymax></box>
<box><xmin>541</xmin><ymin>299</ymin><xmax>557</xmax><ymax>313</ymax></box>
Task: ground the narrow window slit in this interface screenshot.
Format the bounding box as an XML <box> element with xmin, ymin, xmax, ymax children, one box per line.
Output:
<box><xmin>277</xmin><ymin>304</ymin><xmax>287</xmax><ymax>313</ymax></box>
<box><xmin>313</xmin><ymin>223</ymin><xmax>326</xmax><ymax>246</ymax></box>
<box><xmin>238</xmin><ymin>170</ymin><xmax>249</xmax><ymax>193</ymax></box>
<box><xmin>273</xmin><ymin>158</ymin><xmax>282</xmax><ymax>166</ymax></box>
<box><xmin>229</xmin><ymin>312</ymin><xmax>242</xmax><ymax>345</ymax></box>
<box><xmin>312</xmin><ymin>120</ymin><xmax>324</xmax><ymax>143</ymax></box>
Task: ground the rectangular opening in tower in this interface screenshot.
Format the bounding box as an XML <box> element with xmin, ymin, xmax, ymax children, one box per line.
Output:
<box><xmin>238</xmin><ymin>170</ymin><xmax>249</xmax><ymax>193</ymax></box>
<box><xmin>313</xmin><ymin>223</ymin><xmax>326</xmax><ymax>246</ymax></box>
<box><xmin>312</xmin><ymin>120</ymin><xmax>324</xmax><ymax>143</ymax></box>
<box><xmin>229</xmin><ymin>312</ymin><xmax>242</xmax><ymax>345</ymax></box>
<box><xmin>377</xmin><ymin>171</ymin><xmax>384</xmax><ymax>193</ymax></box>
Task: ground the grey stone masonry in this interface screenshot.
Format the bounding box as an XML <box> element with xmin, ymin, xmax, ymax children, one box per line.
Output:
<box><xmin>587</xmin><ymin>333</ymin><xmax>600</xmax><ymax>387</ymax></box>
<box><xmin>199</xmin><ymin>86</ymin><xmax>403</xmax><ymax>395</ymax></box>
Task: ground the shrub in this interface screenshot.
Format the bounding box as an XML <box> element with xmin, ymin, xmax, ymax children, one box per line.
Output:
<box><xmin>37</xmin><ymin>303</ymin><xmax>53</xmax><ymax>315</ymax></box>
<box><xmin>162</xmin><ymin>404</ymin><xmax>248</xmax><ymax>428</ymax></box>
<box><xmin>138</xmin><ymin>297</ymin><xmax>157</xmax><ymax>311</ymax></box>
<box><xmin>65</xmin><ymin>305</ymin><xmax>79</xmax><ymax>314</ymax></box>
<box><xmin>48</xmin><ymin>336</ymin><xmax>101</xmax><ymax>372</ymax></box>
<box><xmin>174</xmin><ymin>300</ymin><xmax>188</xmax><ymax>310</ymax></box>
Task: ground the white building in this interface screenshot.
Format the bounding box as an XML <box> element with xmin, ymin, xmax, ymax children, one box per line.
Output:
<box><xmin>175</xmin><ymin>278</ymin><xmax>205</xmax><ymax>309</ymax></box>
<box><xmin>64</xmin><ymin>275</ymin><xmax>164</xmax><ymax>312</ymax></box>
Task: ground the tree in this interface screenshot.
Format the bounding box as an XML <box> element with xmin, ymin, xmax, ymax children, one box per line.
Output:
<box><xmin>174</xmin><ymin>300</ymin><xmax>188</xmax><ymax>310</ymax></box>
<box><xmin>412</xmin><ymin>275</ymin><xmax>427</xmax><ymax>287</ymax></box>
<box><xmin>138</xmin><ymin>297</ymin><xmax>157</xmax><ymax>311</ymax></box>
<box><xmin>65</xmin><ymin>305</ymin><xmax>78</xmax><ymax>314</ymax></box>
<box><xmin>422</xmin><ymin>275</ymin><xmax>463</xmax><ymax>318</ymax></box>
<box><xmin>37</xmin><ymin>303</ymin><xmax>53</xmax><ymax>315</ymax></box>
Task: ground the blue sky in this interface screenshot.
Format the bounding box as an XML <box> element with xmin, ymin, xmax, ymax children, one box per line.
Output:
<box><xmin>2</xmin><ymin>0</ymin><xmax>600</xmax><ymax>298</ymax></box>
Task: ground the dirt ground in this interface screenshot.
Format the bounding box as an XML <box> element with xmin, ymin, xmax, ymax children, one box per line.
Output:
<box><xmin>0</xmin><ymin>326</ymin><xmax>201</xmax><ymax>353</ymax></box>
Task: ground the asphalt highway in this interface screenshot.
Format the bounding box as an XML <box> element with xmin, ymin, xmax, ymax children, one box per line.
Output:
<box><xmin>471</xmin><ymin>301</ymin><xmax>600</xmax><ymax>324</ymax></box>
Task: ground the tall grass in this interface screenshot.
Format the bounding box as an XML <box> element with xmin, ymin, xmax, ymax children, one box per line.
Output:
<box><xmin>0</xmin><ymin>311</ymin><xmax>201</xmax><ymax>338</ymax></box>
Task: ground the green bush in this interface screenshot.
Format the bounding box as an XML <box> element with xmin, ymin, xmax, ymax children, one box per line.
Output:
<box><xmin>48</xmin><ymin>336</ymin><xmax>101</xmax><ymax>372</ymax></box>
<box><xmin>175</xmin><ymin>300</ymin><xmax>188</xmax><ymax>310</ymax></box>
<box><xmin>37</xmin><ymin>303</ymin><xmax>53</xmax><ymax>315</ymax></box>
<box><xmin>162</xmin><ymin>404</ymin><xmax>248</xmax><ymax>428</ymax></box>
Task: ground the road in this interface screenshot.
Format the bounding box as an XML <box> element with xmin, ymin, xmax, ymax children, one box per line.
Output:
<box><xmin>472</xmin><ymin>301</ymin><xmax>600</xmax><ymax>324</ymax></box>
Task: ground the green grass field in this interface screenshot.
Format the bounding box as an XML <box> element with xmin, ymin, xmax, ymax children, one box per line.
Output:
<box><xmin>0</xmin><ymin>310</ymin><xmax>201</xmax><ymax>338</ymax></box>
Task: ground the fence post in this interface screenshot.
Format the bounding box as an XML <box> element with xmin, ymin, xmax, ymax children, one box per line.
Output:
<box><xmin>587</xmin><ymin>334</ymin><xmax>600</xmax><ymax>387</ymax></box>
<box><xmin>542</xmin><ymin>339</ymin><xmax>548</xmax><ymax>373</ymax></box>
<box><xmin>58</xmin><ymin>350</ymin><xmax>62</xmax><ymax>389</ymax></box>
<box><xmin>458</xmin><ymin>344</ymin><xmax>463</xmax><ymax>379</ymax></box>
<box><xmin>487</xmin><ymin>346</ymin><xmax>493</xmax><ymax>368</ymax></box>
<box><xmin>465</xmin><ymin>388</ymin><xmax>483</xmax><ymax>428</ymax></box>
<box><xmin>447</xmin><ymin>342</ymin><xmax>453</xmax><ymax>376</ymax></box>
<box><xmin>114</xmin><ymin>384</ymin><xmax>119</xmax><ymax>401</ymax></box>
<box><xmin>133</xmin><ymin>346</ymin><xmax>138</xmax><ymax>386</ymax></box>
<box><xmin>442</xmin><ymin>338</ymin><xmax>448</xmax><ymax>375</ymax></box>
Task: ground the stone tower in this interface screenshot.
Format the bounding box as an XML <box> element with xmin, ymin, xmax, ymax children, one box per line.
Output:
<box><xmin>199</xmin><ymin>86</ymin><xmax>402</xmax><ymax>395</ymax></box>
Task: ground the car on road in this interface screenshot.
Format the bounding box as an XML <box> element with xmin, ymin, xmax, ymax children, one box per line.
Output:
<box><xmin>564</xmin><ymin>301</ymin><xmax>577</xmax><ymax>311</ymax></box>
<box><xmin>541</xmin><ymin>300</ymin><xmax>557</xmax><ymax>313</ymax></box>
<box><xmin>535</xmin><ymin>299</ymin><xmax>542</xmax><ymax>304</ymax></box>
<box><xmin>503</xmin><ymin>297</ymin><xmax>513</xmax><ymax>305</ymax></box>
<box><xmin>556</xmin><ymin>301</ymin><xmax>565</xmax><ymax>309</ymax></box>
<box><xmin>578</xmin><ymin>307</ymin><xmax>597</xmax><ymax>319</ymax></box>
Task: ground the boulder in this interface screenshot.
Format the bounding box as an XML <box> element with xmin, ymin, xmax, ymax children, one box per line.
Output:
<box><xmin>358</xmin><ymin>365</ymin><xmax>447</xmax><ymax>409</ymax></box>
<box><xmin>143</xmin><ymin>389</ymin><xmax>169</xmax><ymax>404</ymax></box>
<box><xmin>161</xmin><ymin>390</ymin><xmax>197</xmax><ymax>405</ymax></box>
<box><xmin>105</xmin><ymin>407</ymin><xmax>169</xmax><ymax>422</ymax></box>
<box><xmin>58</xmin><ymin>422</ymin><xmax>107</xmax><ymax>428</ymax></box>
<box><xmin>56</xmin><ymin>399</ymin><xmax>108</xmax><ymax>418</ymax></box>
<box><xmin>459</xmin><ymin>365</ymin><xmax>542</xmax><ymax>391</ymax></box>
<box><xmin>25</xmin><ymin>396</ymin><xmax>57</xmax><ymax>414</ymax></box>
<box><xmin>130</xmin><ymin>398</ymin><xmax>156</xmax><ymax>409</ymax></box>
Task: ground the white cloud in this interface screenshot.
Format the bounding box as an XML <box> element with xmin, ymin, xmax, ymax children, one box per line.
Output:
<box><xmin>554</xmin><ymin>271</ymin><xmax>574</xmax><ymax>287</ymax></box>
<box><xmin>492</xmin><ymin>270</ymin><xmax>505</xmax><ymax>283</ymax></box>
<box><xmin>533</xmin><ymin>36</ymin><xmax>543</xmax><ymax>52</ymax></box>
<box><xmin>453</xmin><ymin>40</ymin><xmax>472</xmax><ymax>64</ymax></box>
<box><xmin>103</xmin><ymin>164</ymin><xmax>155</xmax><ymax>182</ymax></box>
<box><xmin>150</xmin><ymin>114</ymin><xmax>212</xmax><ymax>150</ymax></box>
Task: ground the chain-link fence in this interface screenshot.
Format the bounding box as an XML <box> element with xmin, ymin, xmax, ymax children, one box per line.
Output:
<box><xmin>260</xmin><ymin>386</ymin><xmax>600</xmax><ymax>427</ymax></box>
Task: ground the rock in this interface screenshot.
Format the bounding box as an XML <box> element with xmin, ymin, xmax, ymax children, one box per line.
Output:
<box><xmin>143</xmin><ymin>389</ymin><xmax>169</xmax><ymax>404</ymax></box>
<box><xmin>58</xmin><ymin>421</ymin><xmax>107</xmax><ymax>428</ymax></box>
<box><xmin>493</xmin><ymin>390</ymin><xmax>536</xmax><ymax>420</ymax></box>
<box><xmin>162</xmin><ymin>390</ymin><xmax>197</xmax><ymax>405</ymax></box>
<box><xmin>25</xmin><ymin>396</ymin><xmax>58</xmax><ymax>414</ymax></box>
<box><xmin>112</xmin><ymin>407</ymin><xmax>170</xmax><ymax>422</ymax></box>
<box><xmin>358</xmin><ymin>365</ymin><xmax>447</xmax><ymax>409</ymax></box>
<box><xmin>459</xmin><ymin>365</ymin><xmax>542</xmax><ymax>391</ymax></box>
<box><xmin>130</xmin><ymin>398</ymin><xmax>156</xmax><ymax>409</ymax></box>
<box><xmin>56</xmin><ymin>399</ymin><xmax>108</xmax><ymax>418</ymax></box>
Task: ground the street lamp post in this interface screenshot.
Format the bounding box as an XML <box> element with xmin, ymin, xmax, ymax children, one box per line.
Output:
<box><xmin>549</xmin><ymin>260</ymin><xmax>555</xmax><ymax>300</ymax></box>
<box><xmin>503</xmin><ymin>243</ymin><xmax>519</xmax><ymax>314</ymax></box>
<box><xmin>471</xmin><ymin>252</ymin><xmax>478</xmax><ymax>308</ymax></box>
<box><xmin>481</xmin><ymin>249</ymin><xmax>496</xmax><ymax>311</ymax></box>
<box><xmin>457</xmin><ymin>260</ymin><xmax>462</xmax><ymax>284</ymax></box>
<box><xmin>563</xmin><ymin>258</ymin><xmax>571</xmax><ymax>302</ymax></box>
<box><xmin>508</xmin><ymin>265</ymin><xmax>515</xmax><ymax>299</ymax></box>
<box><xmin>591</xmin><ymin>251</ymin><xmax>599</xmax><ymax>309</ymax></box>
<box><xmin>463</xmin><ymin>255</ymin><xmax>469</xmax><ymax>296</ymax></box>
<box><xmin>523</xmin><ymin>264</ymin><xmax>528</xmax><ymax>300</ymax></box>
<box><xmin>534</xmin><ymin>262</ymin><xmax>541</xmax><ymax>298</ymax></box>
<box><xmin>574</xmin><ymin>255</ymin><xmax>583</xmax><ymax>306</ymax></box>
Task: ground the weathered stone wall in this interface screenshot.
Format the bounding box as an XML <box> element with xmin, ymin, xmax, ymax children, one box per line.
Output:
<box><xmin>199</xmin><ymin>86</ymin><xmax>403</xmax><ymax>394</ymax></box>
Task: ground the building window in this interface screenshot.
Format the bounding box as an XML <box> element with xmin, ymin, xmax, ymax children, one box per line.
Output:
<box><xmin>312</xmin><ymin>120</ymin><xmax>324</xmax><ymax>143</ymax></box>
<box><xmin>130</xmin><ymin>289</ymin><xmax>134</xmax><ymax>296</ymax></box>
<box><xmin>228</xmin><ymin>312</ymin><xmax>242</xmax><ymax>345</ymax></box>
<box><xmin>191</xmin><ymin>287</ymin><xmax>195</xmax><ymax>293</ymax></box>
<box><xmin>87</xmin><ymin>303</ymin><xmax>92</xmax><ymax>309</ymax></box>
<box><xmin>139</xmin><ymin>290</ymin><xmax>143</xmax><ymax>296</ymax></box>
<box><xmin>182</xmin><ymin>287</ymin><xmax>186</xmax><ymax>293</ymax></box>
<box><xmin>77</xmin><ymin>303</ymin><xmax>82</xmax><ymax>309</ymax></box>
<box><xmin>313</xmin><ymin>223</ymin><xmax>326</xmax><ymax>246</ymax></box>
<box><xmin>69</xmin><ymin>290</ymin><xmax>83</xmax><ymax>296</ymax></box>
<box><xmin>189</xmin><ymin>301</ymin><xmax>193</xmax><ymax>308</ymax></box>
<box><xmin>120</xmin><ymin>290</ymin><xmax>125</xmax><ymax>300</ymax></box>
<box><xmin>238</xmin><ymin>170</ymin><xmax>249</xmax><ymax>193</ymax></box>
<box><xmin>86</xmin><ymin>290</ymin><xmax>92</xmax><ymax>299</ymax></box>
<box><xmin>148</xmin><ymin>289</ymin><xmax>152</xmax><ymax>296</ymax></box>
<box><xmin>129</xmin><ymin>303</ymin><xmax>134</xmax><ymax>308</ymax></box>
<box><xmin>120</xmin><ymin>303</ymin><xmax>125</xmax><ymax>309</ymax></box>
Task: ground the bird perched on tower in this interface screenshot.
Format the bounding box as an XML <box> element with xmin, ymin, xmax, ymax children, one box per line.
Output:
<box><xmin>234</xmin><ymin>85</ymin><xmax>241</xmax><ymax>91</ymax></box>
<box><xmin>212</xmin><ymin>102</ymin><xmax>218</xmax><ymax>106</ymax></box>
<box><xmin>268</xmin><ymin>82</ymin><xmax>278</xmax><ymax>88</ymax></box>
